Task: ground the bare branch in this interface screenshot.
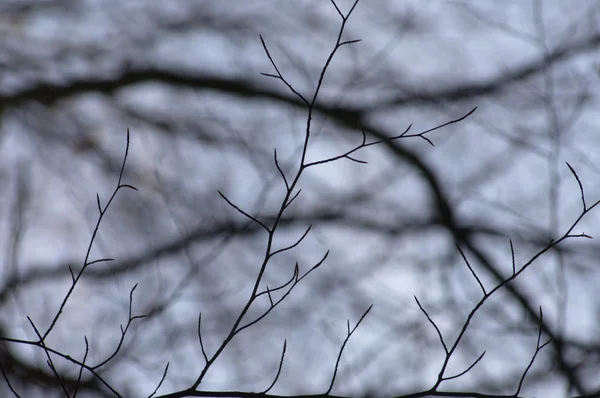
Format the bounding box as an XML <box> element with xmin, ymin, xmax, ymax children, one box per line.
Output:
<box><xmin>86</xmin><ymin>258</ymin><xmax>114</xmax><ymax>267</ymax></box>
<box><xmin>256</xmin><ymin>266</ymin><xmax>297</xmax><ymax>299</ymax></box>
<box><xmin>42</xmin><ymin>130</ymin><xmax>136</xmax><ymax>341</ymax></box>
<box><xmin>92</xmin><ymin>284</ymin><xmax>146</xmax><ymax>370</ymax></box>
<box><xmin>73</xmin><ymin>336</ymin><xmax>90</xmax><ymax>398</ymax></box>
<box><xmin>147</xmin><ymin>362</ymin><xmax>169</xmax><ymax>398</ymax></box>
<box><xmin>566</xmin><ymin>162</ymin><xmax>586</xmax><ymax>211</ymax></box>
<box><xmin>302</xmin><ymin>108</ymin><xmax>477</xmax><ymax>170</ymax></box>
<box><xmin>0</xmin><ymin>362</ymin><xmax>21</xmax><ymax>398</ymax></box>
<box><xmin>274</xmin><ymin>149</ymin><xmax>289</xmax><ymax>191</ymax></box>
<box><xmin>27</xmin><ymin>317</ymin><xmax>71</xmax><ymax>397</ymax></box>
<box><xmin>414</xmin><ymin>296</ymin><xmax>448</xmax><ymax>354</ymax></box>
<box><xmin>218</xmin><ymin>190</ymin><xmax>270</xmax><ymax>232</ymax></box>
<box><xmin>510</xmin><ymin>239</ymin><xmax>516</xmax><ymax>275</ymax></box>
<box><xmin>303</xmin><ymin>250</ymin><xmax>329</xmax><ymax>277</ymax></box>
<box><xmin>96</xmin><ymin>193</ymin><xmax>102</xmax><ymax>215</ymax></box>
<box><xmin>339</xmin><ymin>39</ymin><xmax>361</xmax><ymax>46</ymax></box>
<box><xmin>326</xmin><ymin>304</ymin><xmax>373</xmax><ymax>394</ymax></box>
<box><xmin>271</xmin><ymin>224</ymin><xmax>312</xmax><ymax>256</ymax></box>
<box><xmin>266</xmin><ymin>286</ymin><xmax>274</xmax><ymax>307</ymax></box>
<box><xmin>443</xmin><ymin>351</ymin><xmax>486</xmax><ymax>381</ymax></box>
<box><xmin>344</xmin><ymin>155</ymin><xmax>368</xmax><ymax>164</ymax></box>
<box><xmin>330</xmin><ymin>0</ymin><xmax>343</xmax><ymax>18</ymax></box>
<box><xmin>68</xmin><ymin>264</ymin><xmax>75</xmax><ymax>283</ymax></box>
<box><xmin>285</xmin><ymin>189</ymin><xmax>302</xmax><ymax>208</ymax></box>
<box><xmin>457</xmin><ymin>245</ymin><xmax>486</xmax><ymax>296</ymax></box>
<box><xmin>262</xmin><ymin>340</ymin><xmax>287</xmax><ymax>394</ymax></box>
<box><xmin>516</xmin><ymin>307</ymin><xmax>551</xmax><ymax>395</ymax></box>
<box><xmin>197</xmin><ymin>313</ymin><xmax>208</xmax><ymax>364</ymax></box>
<box><xmin>259</xmin><ymin>35</ymin><xmax>309</xmax><ymax>106</ymax></box>
<box><xmin>358</xmin><ymin>120</ymin><xmax>367</xmax><ymax>145</ymax></box>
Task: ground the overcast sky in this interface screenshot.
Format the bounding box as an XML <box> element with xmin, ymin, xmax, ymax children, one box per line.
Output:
<box><xmin>1</xmin><ymin>1</ymin><xmax>600</xmax><ymax>397</ymax></box>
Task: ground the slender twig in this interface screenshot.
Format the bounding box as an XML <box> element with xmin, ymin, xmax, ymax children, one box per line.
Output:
<box><xmin>27</xmin><ymin>317</ymin><xmax>71</xmax><ymax>397</ymax></box>
<box><xmin>73</xmin><ymin>336</ymin><xmax>90</xmax><ymax>398</ymax></box>
<box><xmin>340</xmin><ymin>39</ymin><xmax>362</xmax><ymax>46</ymax></box>
<box><xmin>271</xmin><ymin>224</ymin><xmax>312</xmax><ymax>256</ymax></box>
<box><xmin>566</xmin><ymin>162</ymin><xmax>586</xmax><ymax>211</ymax></box>
<box><xmin>42</xmin><ymin>129</ymin><xmax>136</xmax><ymax>341</ymax></box>
<box><xmin>197</xmin><ymin>313</ymin><xmax>209</xmax><ymax>364</ymax></box>
<box><xmin>442</xmin><ymin>351</ymin><xmax>486</xmax><ymax>381</ymax></box>
<box><xmin>516</xmin><ymin>307</ymin><xmax>552</xmax><ymax>395</ymax></box>
<box><xmin>147</xmin><ymin>362</ymin><xmax>170</xmax><ymax>398</ymax></box>
<box><xmin>0</xmin><ymin>362</ymin><xmax>21</xmax><ymax>398</ymax></box>
<box><xmin>509</xmin><ymin>239</ymin><xmax>515</xmax><ymax>275</ymax></box>
<box><xmin>303</xmin><ymin>107</ymin><xmax>477</xmax><ymax>169</ymax></box>
<box><xmin>262</xmin><ymin>340</ymin><xmax>287</xmax><ymax>394</ymax></box>
<box><xmin>255</xmin><ymin>265</ymin><xmax>297</xmax><ymax>299</ymax></box>
<box><xmin>414</xmin><ymin>296</ymin><xmax>448</xmax><ymax>354</ymax></box>
<box><xmin>326</xmin><ymin>304</ymin><xmax>373</xmax><ymax>394</ymax></box>
<box><xmin>237</xmin><ymin>252</ymin><xmax>328</xmax><ymax>333</ymax></box>
<box><xmin>260</xmin><ymin>35</ymin><xmax>309</xmax><ymax>106</ymax></box>
<box><xmin>93</xmin><ymin>284</ymin><xmax>147</xmax><ymax>370</ymax></box>
<box><xmin>274</xmin><ymin>149</ymin><xmax>289</xmax><ymax>191</ymax></box>
<box><xmin>218</xmin><ymin>191</ymin><xmax>270</xmax><ymax>232</ymax></box>
<box><xmin>285</xmin><ymin>189</ymin><xmax>302</xmax><ymax>208</ymax></box>
<box><xmin>457</xmin><ymin>245</ymin><xmax>486</xmax><ymax>296</ymax></box>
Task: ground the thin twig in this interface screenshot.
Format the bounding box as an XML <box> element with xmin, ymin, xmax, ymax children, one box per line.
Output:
<box><xmin>260</xmin><ymin>35</ymin><xmax>309</xmax><ymax>106</ymax></box>
<box><xmin>326</xmin><ymin>304</ymin><xmax>373</xmax><ymax>394</ymax></box>
<box><xmin>197</xmin><ymin>313</ymin><xmax>209</xmax><ymax>364</ymax></box>
<box><xmin>457</xmin><ymin>245</ymin><xmax>486</xmax><ymax>296</ymax></box>
<box><xmin>566</xmin><ymin>162</ymin><xmax>586</xmax><ymax>211</ymax></box>
<box><xmin>516</xmin><ymin>307</ymin><xmax>551</xmax><ymax>395</ymax></box>
<box><xmin>42</xmin><ymin>130</ymin><xmax>136</xmax><ymax>342</ymax></box>
<box><xmin>262</xmin><ymin>340</ymin><xmax>287</xmax><ymax>394</ymax></box>
<box><xmin>73</xmin><ymin>336</ymin><xmax>90</xmax><ymax>398</ymax></box>
<box><xmin>442</xmin><ymin>351</ymin><xmax>486</xmax><ymax>381</ymax></box>
<box><xmin>271</xmin><ymin>224</ymin><xmax>312</xmax><ymax>256</ymax></box>
<box><xmin>147</xmin><ymin>362</ymin><xmax>169</xmax><ymax>398</ymax></box>
<box><xmin>414</xmin><ymin>296</ymin><xmax>448</xmax><ymax>354</ymax></box>
<box><xmin>218</xmin><ymin>190</ymin><xmax>270</xmax><ymax>232</ymax></box>
<box><xmin>0</xmin><ymin>362</ymin><xmax>21</xmax><ymax>398</ymax></box>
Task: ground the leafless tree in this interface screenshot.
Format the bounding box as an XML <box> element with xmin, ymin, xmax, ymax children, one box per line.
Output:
<box><xmin>1</xmin><ymin>1</ymin><xmax>600</xmax><ymax>397</ymax></box>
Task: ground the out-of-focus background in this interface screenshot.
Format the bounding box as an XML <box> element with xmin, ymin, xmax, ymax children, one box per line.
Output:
<box><xmin>1</xmin><ymin>1</ymin><xmax>600</xmax><ymax>397</ymax></box>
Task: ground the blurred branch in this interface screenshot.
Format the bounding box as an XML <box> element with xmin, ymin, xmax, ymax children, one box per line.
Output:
<box><xmin>1</xmin><ymin>33</ymin><xmax>598</xmax><ymax>111</ymax></box>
